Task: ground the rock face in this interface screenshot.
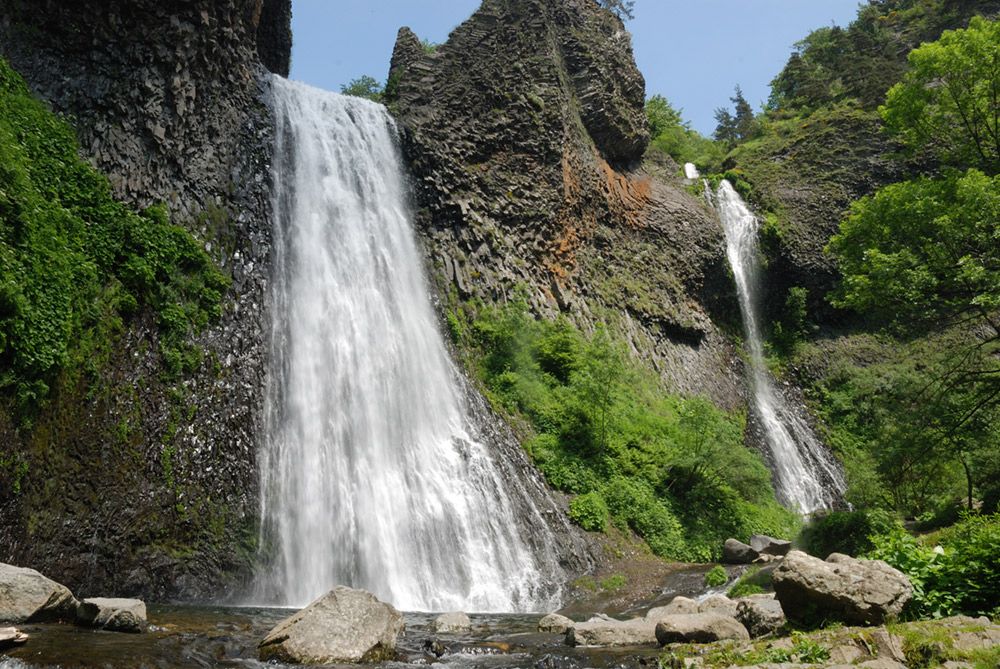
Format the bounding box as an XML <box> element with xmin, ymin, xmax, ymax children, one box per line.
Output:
<box><xmin>723</xmin><ymin>539</ymin><xmax>758</xmax><ymax>564</ymax></box>
<box><xmin>0</xmin><ymin>0</ymin><xmax>291</xmax><ymax>600</ymax></box>
<box><xmin>0</xmin><ymin>563</ymin><xmax>78</xmax><ymax>624</ymax></box>
<box><xmin>388</xmin><ymin>0</ymin><xmax>744</xmax><ymax>409</ymax></box>
<box><xmin>538</xmin><ymin>613</ymin><xmax>574</xmax><ymax>634</ymax></box>
<box><xmin>258</xmin><ymin>587</ymin><xmax>404</xmax><ymax>664</ymax></box>
<box><xmin>654</xmin><ymin>613</ymin><xmax>750</xmax><ymax>644</ymax></box>
<box><xmin>772</xmin><ymin>551</ymin><xmax>912</xmax><ymax>626</ymax></box>
<box><xmin>434</xmin><ymin>611</ymin><xmax>471</xmax><ymax>633</ymax></box>
<box><xmin>75</xmin><ymin>597</ymin><xmax>148</xmax><ymax>633</ymax></box>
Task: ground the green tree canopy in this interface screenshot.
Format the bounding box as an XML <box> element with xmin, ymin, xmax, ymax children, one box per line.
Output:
<box><xmin>830</xmin><ymin>169</ymin><xmax>1000</xmax><ymax>329</ymax></box>
<box><xmin>881</xmin><ymin>17</ymin><xmax>1000</xmax><ymax>173</ymax></box>
<box><xmin>340</xmin><ymin>75</ymin><xmax>384</xmax><ymax>103</ymax></box>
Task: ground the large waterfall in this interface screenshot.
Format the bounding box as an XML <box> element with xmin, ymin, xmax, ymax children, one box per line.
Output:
<box><xmin>257</xmin><ymin>77</ymin><xmax>562</xmax><ymax>612</ymax></box>
<box><xmin>714</xmin><ymin>181</ymin><xmax>845</xmax><ymax>514</ymax></box>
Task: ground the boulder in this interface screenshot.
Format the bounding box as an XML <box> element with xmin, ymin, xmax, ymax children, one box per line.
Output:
<box><xmin>75</xmin><ymin>597</ymin><xmax>148</xmax><ymax>633</ymax></box>
<box><xmin>736</xmin><ymin>597</ymin><xmax>785</xmax><ymax>637</ymax></box>
<box><xmin>772</xmin><ymin>551</ymin><xmax>912</xmax><ymax>626</ymax></box>
<box><xmin>0</xmin><ymin>626</ymin><xmax>28</xmax><ymax>650</ymax></box>
<box><xmin>258</xmin><ymin>587</ymin><xmax>404</xmax><ymax>664</ymax></box>
<box><xmin>722</xmin><ymin>539</ymin><xmax>757</xmax><ymax>564</ymax></box>
<box><xmin>698</xmin><ymin>595</ymin><xmax>737</xmax><ymax>618</ymax></box>
<box><xmin>538</xmin><ymin>612</ymin><xmax>573</xmax><ymax>634</ymax></box>
<box><xmin>566</xmin><ymin>617</ymin><xmax>657</xmax><ymax>647</ymax></box>
<box><xmin>0</xmin><ymin>563</ymin><xmax>79</xmax><ymax>623</ymax></box>
<box><xmin>433</xmin><ymin>611</ymin><xmax>471</xmax><ymax>633</ymax></box>
<box><xmin>750</xmin><ymin>534</ymin><xmax>792</xmax><ymax>557</ymax></box>
<box><xmin>654</xmin><ymin>613</ymin><xmax>750</xmax><ymax>644</ymax></box>
<box><xmin>646</xmin><ymin>595</ymin><xmax>699</xmax><ymax>620</ymax></box>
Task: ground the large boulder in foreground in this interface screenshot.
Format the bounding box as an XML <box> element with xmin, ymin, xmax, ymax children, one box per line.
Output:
<box><xmin>258</xmin><ymin>587</ymin><xmax>404</xmax><ymax>664</ymax></box>
<box><xmin>654</xmin><ymin>613</ymin><xmax>750</xmax><ymax>644</ymax></box>
<box><xmin>0</xmin><ymin>563</ymin><xmax>78</xmax><ymax>623</ymax></box>
<box><xmin>773</xmin><ymin>551</ymin><xmax>912</xmax><ymax>626</ymax></box>
<box><xmin>75</xmin><ymin>598</ymin><xmax>148</xmax><ymax>633</ymax></box>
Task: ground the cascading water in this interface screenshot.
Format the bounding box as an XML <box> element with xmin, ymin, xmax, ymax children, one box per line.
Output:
<box><xmin>714</xmin><ymin>180</ymin><xmax>846</xmax><ymax>514</ymax></box>
<box><xmin>257</xmin><ymin>77</ymin><xmax>563</xmax><ymax>612</ymax></box>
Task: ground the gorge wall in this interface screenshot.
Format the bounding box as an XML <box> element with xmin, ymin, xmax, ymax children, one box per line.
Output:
<box><xmin>0</xmin><ymin>0</ymin><xmax>291</xmax><ymax>599</ymax></box>
<box><xmin>387</xmin><ymin>0</ymin><xmax>744</xmax><ymax>409</ymax></box>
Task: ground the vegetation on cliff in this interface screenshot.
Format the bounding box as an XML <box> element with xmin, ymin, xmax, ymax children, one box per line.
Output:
<box><xmin>0</xmin><ymin>57</ymin><xmax>227</xmax><ymax>420</ymax></box>
<box><xmin>449</xmin><ymin>298</ymin><xmax>797</xmax><ymax>561</ymax></box>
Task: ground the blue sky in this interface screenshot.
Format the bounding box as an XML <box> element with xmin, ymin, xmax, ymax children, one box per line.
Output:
<box><xmin>289</xmin><ymin>0</ymin><xmax>863</xmax><ymax>136</ymax></box>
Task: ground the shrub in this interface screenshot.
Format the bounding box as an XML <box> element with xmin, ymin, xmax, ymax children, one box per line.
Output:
<box><xmin>569</xmin><ymin>491</ymin><xmax>608</xmax><ymax>532</ymax></box>
<box><xmin>727</xmin><ymin>566</ymin><xmax>767</xmax><ymax>598</ymax></box>
<box><xmin>797</xmin><ymin>509</ymin><xmax>899</xmax><ymax>558</ymax></box>
<box><xmin>866</xmin><ymin>513</ymin><xmax>1000</xmax><ymax>618</ymax></box>
<box><xmin>704</xmin><ymin>565</ymin><xmax>728</xmax><ymax>588</ymax></box>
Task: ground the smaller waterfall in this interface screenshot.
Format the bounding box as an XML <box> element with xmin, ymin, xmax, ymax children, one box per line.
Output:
<box><xmin>714</xmin><ymin>180</ymin><xmax>845</xmax><ymax>514</ymax></box>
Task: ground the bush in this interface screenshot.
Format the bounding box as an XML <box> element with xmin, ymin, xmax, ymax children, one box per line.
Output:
<box><xmin>704</xmin><ymin>565</ymin><xmax>728</xmax><ymax>588</ymax></box>
<box><xmin>569</xmin><ymin>491</ymin><xmax>608</xmax><ymax>532</ymax></box>
<box><xmin>866</xmin><ymin>513</ymin><xmax>1000</xmax><ymax>618</ymax></box>
<box><xmin>797</xmin><ymin>509</ymin><xmax>899</xmax><ymax>558</ymax></box>
<box><xmin>728</xmin><ymin>566</ymin><xmax>768</xmax><ymax>598</ymax></box>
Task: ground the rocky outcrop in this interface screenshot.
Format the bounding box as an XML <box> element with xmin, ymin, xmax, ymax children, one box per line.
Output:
<box><xmin>654</xmin><ymin>612</ymin><xmax>750</xmax><ymax>644</ymax></box>
<box><xmin>0</xmin><ymin>563</ymin><xmax>78</xmax><ymax>624</ymax></box>
<box><xmin>258</xmin><ymin>587</ymin><xmax>404</xmax><ymax>664</ymax></box>
<box><xmin>75</xmin><ymin>597</ymin><xmax>148</xmax><ymax>633</ymax></box>
<box><xmin>388</xmin><ymin>0</ymin><xmax>743</xmax><ymax>409</ymax></box>
<box><xmin>0</xmin><ymin>0</ymin><xmax>291</xmax><ymax>600</ymax></box>
<box><xmin>772</xmin><ymin>551</ymin><xmax>912</xmax><ymax>626</ymax></box>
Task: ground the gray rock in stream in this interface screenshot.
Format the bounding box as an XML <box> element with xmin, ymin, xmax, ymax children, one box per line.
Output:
<box><xmin>0</xmin><ymin>562</ymin><xmax>79</xmax><ymax>623</ymax></box>
<box><xmin>258</xmin><ymin>586</ymin><xmax>404</xmax><ymax>664</ymax></box>
<box><xmin>567</xmin><ymin>617</ymin><xmax>658</xmax><ymax>647</ymax></box>
<box><xmin>0</xmin><ymin>626</ymin><xmax>28</xmax><ymax>650</ymax></box>
<box><xmin>750</xmin><ymin>534</ymin><xmax>792</xmax><ymax>556</ymax></box>
<box><xmin>736</xmin><ymin>596</ymin><xmax>786</xmax><ymax>637</ymax></box>
<box><xmin>654</xmin><ymin>613</ymin><xmax>750</xmax><ymax>644</ymax></box>
<box><xmin>434</xmin><ymin>611</ymin><xmax>471</xmax><ymax>633</ymax></box>
<box><xmin>538</xmin><ymin>612</ymin><xmax>574</xmax><ymax>634</ymax></box>
<box><xmin>75</xmin><ymin>597</ymin><xmax>148</xmax><ymax>633</ymax></box>
<box><xmin>723</xmin><ymin>538</ymin><xmax>758</xmax><ymax>564</ymax></box>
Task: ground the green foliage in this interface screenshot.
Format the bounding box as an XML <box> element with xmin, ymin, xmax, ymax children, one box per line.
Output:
<box><xmin>867</xmin><ymin>513</ymin><xmax>1000</xmax><ymax>618</ymax></box>
<box><xmin>569</xmin><ymin>490</ymin><xmax>608</xmax><ymax>532</ymax></box>
<box><xmin>0</xmin><ymin>58</ymin><xmax>227</xmax><ymax>419</ymax></box>
<box><xmin>600</xmin><ymin>573</ymin><xmax>627</xmax><ymax>591</ymax></box>
<box><xmin>645</xmin><ymin>95</ymin><xmax>723</xmax><ymax>171</ymax></box>
<box><xmin>727</xmin><ymin>566</ymin><xmax>766</xmax><ymax>598</ymax></box>
<box><xmin>770</xmin><ymin>286</ymin><xmax>809</xmax><ymax>355</ymax></box>
<box><xmin>797</xmin><ymin>509</ymin><xmax>900</xmax><ymax>558</ymax></box>
<box><xmin>704</xmin><ymin>565</ymin><xmax>728</xmax><ymax>588</ymax></box>
<box><xmin>597</xmin><ymin>0</ymin><xmax>635</xmax><ymax>21</ymax></box>
<box><xmin>456</xmin><ymin>300</ymin><xmax>798</xmax><ymax>561</ymax></box>
<box><xmin>340</xmin><ymin>75</ymin><xmax>384</xmax><ymax>103</ymax></box>
<box><xmin>881</xmin><ymin>17</ymin><xmax>1000</xmax><ymax>173</ymax></box>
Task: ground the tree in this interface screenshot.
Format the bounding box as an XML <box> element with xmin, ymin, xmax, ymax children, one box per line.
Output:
<box><xmin>340</xmin><ymin>75</ymin><xmax>384</xmax><ymax>103</ymax></box>
<box><xmin>645</xmin><ymin>95</ymin><xmax>683</xmax><ymax>138</ymax></box>
<box><xmin>598</xmin><ymin>0</ymin><xmax>635</xmax><ymax>21</ymax></box>
<box><xmin>714</xmin><ymin>86</ymin><xmax>757</xmax><ymax>147</ymax></box>
<box><xmin>881</xmin><ymin>17</ymin><xmax>1000</xmax><ymax>173</ymax></box>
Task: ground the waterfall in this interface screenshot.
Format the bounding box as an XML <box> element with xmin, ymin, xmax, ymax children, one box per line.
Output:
<box><xmin>714</xmin><ymin>180</ymin><xmax>846</xmax><ymax>514</ymax></box>
<box><xmin>257</xmin><ymin>77</ymin><xmax>563</xmax><ymax>612</ymax></box>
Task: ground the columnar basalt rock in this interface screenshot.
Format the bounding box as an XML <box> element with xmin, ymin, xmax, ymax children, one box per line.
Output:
<box><xmin>0</xmin><ymin>0</ymin><xmax>291</xmax><ymax>600</ymax></box>
<box><xmin>388</xmin><ymin>0</ymin><xmax>743</xmax><ymax>408</ymax></box>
